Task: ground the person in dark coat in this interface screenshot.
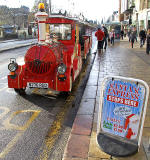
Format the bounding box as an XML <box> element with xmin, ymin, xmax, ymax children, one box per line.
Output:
<box><xmin>128</xmin><ymin>29</ymin><xmax>131</xmax><ymax>42</ymax></box>
<box><xmin>139</xmin><ymin>29</ymin><xmax>146</xmax><ymax>47</ymax></box>
<box><xmin>120</xmin><ymin>30</ymin><xmax>124</xmax><ymax>40</ymax></box>
<box><xmin>146</xmin><ymin>29</ymin><xmax>150</xmax><ymax>54</ymax></box>
<box><xmin>102</xmin><ymin>25</ymin><xmax>108</xmax><ymax>50</ymax></box>
<box><xmin>130</xmin><ymin>30</ymin><xmax>137</xmax><ymax>48</ymax></box>
<box><xmin>95</xmin><ymin>27</ymin><xmax>105</xmax><ymax>53</ymax></box>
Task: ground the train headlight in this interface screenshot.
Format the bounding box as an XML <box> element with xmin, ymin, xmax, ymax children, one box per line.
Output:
<box><xmin>8</xmin><ymin>59</ymin><xmax>18</xmax><ymax>72</ymax></box>
<box><xmin>57</xmin><ymin>63</ymin><xmax>66</xmax><ymax>74</ymax></box>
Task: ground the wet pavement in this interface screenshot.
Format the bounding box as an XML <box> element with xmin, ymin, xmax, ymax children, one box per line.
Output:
<box><xmin>63</xmin><ymin>38</ymin><xmax>150</xmax><ymax>160</ymax></box>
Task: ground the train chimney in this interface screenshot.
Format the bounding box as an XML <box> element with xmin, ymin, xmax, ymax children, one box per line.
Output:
<box><xmin>35</xmin><ymin>3</ymin><xmax>48</xmax><ymax>43</ymax></box>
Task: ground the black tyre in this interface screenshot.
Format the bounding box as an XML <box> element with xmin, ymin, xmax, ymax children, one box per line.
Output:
<box><xmin>59</xmin><ymin>91</ymin><xmax>69</xmax><ymax>97</ymax></box>
<box><xmin>14</xmin><ymin>88</ymin><xmax>26</xmax><ymax>95</ymax></box>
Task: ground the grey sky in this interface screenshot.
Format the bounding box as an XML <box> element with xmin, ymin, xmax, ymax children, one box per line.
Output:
<box><xmin>1</xmin><ymin>0</ymin><xmax>119</xmax><ymax>21</ymax></box>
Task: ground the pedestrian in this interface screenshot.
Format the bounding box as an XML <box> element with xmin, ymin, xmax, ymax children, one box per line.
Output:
<box><xmin>139</xmin><ymin>28</ymin><xmax>146</xmax><ymax>47</ymax></box>
<box><xmin>23</xmin><ymin>31</ymin><xmax>26</xmax><ymax>40</ymax></box>
<box><xmin>120</xmin><ymin>30</ymin><xmax>124</xmax><ymax>40</ymax></box>
<box><xmin>102</xmin><ymin>25</ymin><xmax>108</xmax><ymax>50</ymax></box>
<box><xmin>134</xmin><ymin>27</ymin><xmax>138</xmax><ymax>42</ymax></box>
<box><xmin>95</xmin><ymin>27</ymin><xmax>105</xmax><ymax>53</ymax></box>
<box><xmin>127</xmin><ymin>29</ymin><xmax>131</xmax><ymax>42</ymax></box>
<box><xmin>146</xmin><ymin>28</ymin><xmax>150</xmax><ymax>54</ymax></box>
<box><xmin>130</xmin><ymin>30</ymin><xmax>136</xmax><ymax>48</ymax></box>
<box><xmin>109</xmin><ymin>29</ymin><xmax>115</xmax><ymax>46</ymax></box>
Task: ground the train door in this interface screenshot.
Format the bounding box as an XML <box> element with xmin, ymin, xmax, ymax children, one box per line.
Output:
<box><xmin>73</xmin><ymin>24</ymin><xmax>82</xmax><ymax>81</ymax></box>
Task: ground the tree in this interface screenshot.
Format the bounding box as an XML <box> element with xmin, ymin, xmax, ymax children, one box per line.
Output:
<box><xmin>0</xmin><ymin>6</ymin><xmax>11</xmax><ymax>25</ymax></box>
<box><xmin>0</xmin><ymin>5</ymin><xmax>29</xmax><ymax>28</ymax></box>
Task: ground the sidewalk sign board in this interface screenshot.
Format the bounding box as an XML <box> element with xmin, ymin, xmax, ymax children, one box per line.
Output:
<box><xmin>97</xmin><ymin>76</ymin><xmax>149</xmax><ymax>157</ymax></box>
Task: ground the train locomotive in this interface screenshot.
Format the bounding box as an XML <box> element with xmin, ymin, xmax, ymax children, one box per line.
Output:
<box><xmin>8</xmin><ymin>3</ymin><xmax>93</xmax><ymax>95</ymax></box>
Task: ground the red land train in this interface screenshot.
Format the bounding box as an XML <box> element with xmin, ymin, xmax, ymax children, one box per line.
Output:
<box><xmin>7</xmin><ymin>3</ymin><xmax>93</xmax><ymax>95</ymax></box>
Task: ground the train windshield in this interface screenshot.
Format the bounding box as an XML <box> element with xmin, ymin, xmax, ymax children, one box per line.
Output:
<box><xmin>49</xmin><ymin>24</ymin><xmax>72</xmax><ymax>40</ymax></box>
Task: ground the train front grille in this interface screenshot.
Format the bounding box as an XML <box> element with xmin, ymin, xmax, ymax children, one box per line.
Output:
<box><xmin>27</xmin><ymin>59</ymin><xmax>51</xmax><ymax>74</ymax></box>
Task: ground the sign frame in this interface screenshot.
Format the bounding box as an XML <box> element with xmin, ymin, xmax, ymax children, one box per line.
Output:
<box><xmin>97</xmin><ymin>76</ymin><xmax>149</xmax><ymax>157</ymax></box>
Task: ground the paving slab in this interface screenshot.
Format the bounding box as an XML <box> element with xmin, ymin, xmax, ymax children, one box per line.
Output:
<box><xmin>82</xmin><ymin>86</ymin><xmax>97</xmax><ymax>99</ymax></box>
<box><xmin>88</xmin><ymin>157</ymin><xmax>110</xmax><ymax>160</ymax></box>
<box><xmin>88</xmin><ymin>135</ymin><xmax>110</xmax><ymax>159</ymax></box>
<box><xmin>63</xmin><ymin>158</ymin><xmax>87</xmax><ymax>160</ymax></box>
<box><xmin>77</xmin><ymin>99</ymin><xmax>95</xmax><ymax>115</ymax></box>
<box><xmin>144</xmin><ymin>116</ymin><xmax>150</xmax><ymax>127</ymax></box>
<box><xmin>71</xmin><ymin>115</ymin><xmax>93</xmax><ymax>136</ymax></box>
<box><xmin>143</xmin><ymin>136</ymin><xmax>150</xmax><ymax>160</ymax></box>
<box><xmin>63</xmin><ymin>134</ymin><xmax>90</xmax><ymax>159</ymax></box>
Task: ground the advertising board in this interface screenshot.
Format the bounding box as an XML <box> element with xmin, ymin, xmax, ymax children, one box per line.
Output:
<box><xmin>97</xmin><ymin>76</ymin><xmax>149</xmax><ymax>157</ymax></box>
<box><xmin>101</xmin><ymin>79</ymin><xmax>145</xmax><ymax>140</ymax></box>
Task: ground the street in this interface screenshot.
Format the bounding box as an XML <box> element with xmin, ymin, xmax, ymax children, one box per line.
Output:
<box><xmin>0</xmin><ymin>38</ymin><xmax>150</xmax><ymax>160</ymax></box>
<box><xmin>0</xmin><ymin>39</ymin><xmax>37</xmax><ymax>53</ymax></box>
<box><xmin>0</xmin><ymin>38</ymin><xmax>97</xmax><ymax>160</ymax></box>
<box><xmin>0</xmin><ymin>46</ymin><xmax>68</xmax><ymax>160</ymax></box>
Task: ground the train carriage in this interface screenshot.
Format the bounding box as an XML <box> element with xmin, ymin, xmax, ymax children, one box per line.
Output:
<box><xmin>7</xmin><ymin>3</ymin><xmax>93</xmax><ymax>95</ymax></box>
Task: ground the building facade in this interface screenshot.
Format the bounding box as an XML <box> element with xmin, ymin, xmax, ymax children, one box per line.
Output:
<box><xmin>119</xmin><ymin>0</ymin><xmax>150</xmax><ymax>34</ymax></box>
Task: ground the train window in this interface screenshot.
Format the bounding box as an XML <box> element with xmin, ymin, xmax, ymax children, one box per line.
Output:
<box><xmin>79</xmin><ymin>25</ymin><xmax>85</xmax><ymax>50</ymax></box>
<box><xmin>49</xmin><ymin>24</ymin><xmax>72</xmax><ymax>40</ymax></box>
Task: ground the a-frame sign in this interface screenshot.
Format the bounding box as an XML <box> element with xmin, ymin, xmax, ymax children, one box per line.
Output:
<box><xmin>97</xmin><ymin>76</ymin><xmax>149</xmax><ymax>157</ymax></box>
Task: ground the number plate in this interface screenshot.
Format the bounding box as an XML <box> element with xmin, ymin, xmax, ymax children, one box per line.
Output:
<box><xmin>27</xmin><ymin>82</ymin><xmax>48</xmax><ymax>89</ymax></box>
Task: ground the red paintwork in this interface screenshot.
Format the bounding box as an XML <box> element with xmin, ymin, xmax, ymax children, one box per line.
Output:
<box><xmin>8</xmin><ymin>16</ymin><xmax>93</xmax><ymax>92</ymax></box>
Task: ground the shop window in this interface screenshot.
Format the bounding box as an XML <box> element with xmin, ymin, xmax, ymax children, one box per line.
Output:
<box><xmin>148</xmin><ymin>20</ymin><xmax>150</xmax><ymax>29</ymax></box>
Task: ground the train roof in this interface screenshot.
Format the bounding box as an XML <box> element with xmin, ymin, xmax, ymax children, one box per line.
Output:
<box><xmin>47</xmin><ymin>15</ymin><xmax>93</xmax><ymax>28</ymax></box>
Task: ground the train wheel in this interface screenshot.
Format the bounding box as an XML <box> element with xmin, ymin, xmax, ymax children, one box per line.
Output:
<box><xmin>14</xmin><ymin>88</ymin><xmax>26</xmax><ymax>95</ymax></box>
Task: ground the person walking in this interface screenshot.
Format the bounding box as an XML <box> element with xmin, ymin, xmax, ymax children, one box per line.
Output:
<box><xmin>134</xmin><ymin>28</ymin><xmax>138</xmax><ymax>42</ymax></box>
<box><xmin>120</xmin><ymin>30</ymin><xmax>124</xmax><ymax>40</ymax></box>
<box><xmin>128</xmin><ymin>29</ymin><xmax>131</xmax><ymax>42</ymax></box>
<box><xmin>95</xmin><ymin>27</ymin><xmax>105</xmax><ymax>53</ymax></box>
<box><xmin>102</xmin><ymin>25</ymin><xmax>108</xmax><ymax>50</ymax></box>
<box><xmin>139</xmin><ymin>28</ymin><xmax>146</xmax><ymax>47</ymax></box>
<box><xmin>130</xmin><ymin>30</ymin><xmax>137</xmax><ymax>48</ymax></box>
<box><xmin>146</xmin><ymin>28</ymin><xmax>150</xmax><ymax>54</ymax></box>
<box><xmin>109</xmin><ymin>29</ymin><xmax>115</xmax><ymax>46</ymax></box>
